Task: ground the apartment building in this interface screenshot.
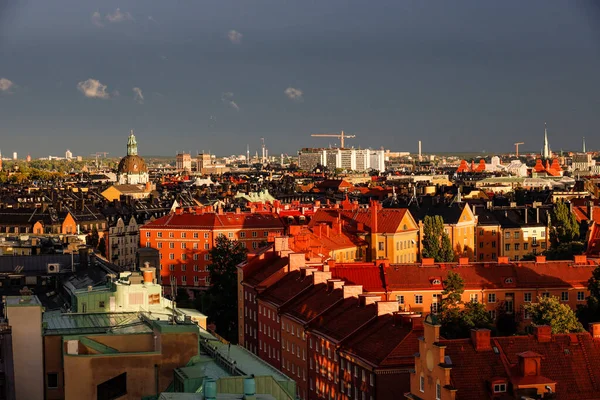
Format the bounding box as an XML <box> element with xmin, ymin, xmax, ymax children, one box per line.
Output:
<box><xmin>105</xmin><ymin>216</ymin><xmax>139</xmax><ymax>269</ymax></box>
<box><xmin>140</xmin><ymin>207</ymin><xmax>284</xmax><ymax>291</ymax></box>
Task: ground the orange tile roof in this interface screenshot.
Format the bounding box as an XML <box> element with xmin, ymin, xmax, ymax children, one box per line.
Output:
<box><xmin>142</xmin><ymin>211</ymin><xmax>285</xmax><ymax>230</ymax></box>
<box><xmin>309</xmin><ymin>207</ymin><xmax>414</xmax><ymax>234</ymax></box>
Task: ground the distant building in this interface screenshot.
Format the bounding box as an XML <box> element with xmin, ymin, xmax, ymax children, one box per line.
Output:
<box><xmin>65</xmin><ymin>149</ymin><xmax>72</xmax><ymax>160</ymax></box>
<box><xmin>12</xmin><ymin>152</ymin><xmax>17</xmax><ymax>160</ymax></box>
<box><xmin>298</xmin><ymin>148</ymin><xmax>386</xmax><ymax>172</ymax></box>
<box><xmin>25</xmin><ymin>154</ymin><xmax>31</xmax><ymax>162</ymax></box>
<box><xmin>105</xmin><ymin>216</ymin><xmax>139</xmax><ymax>268</ymax></box>
<box><xmin>176</xmin><ymin>152</ymin><xmax>192</xmax><ymax>172</ymax></box>
<box><xmin>117</xmin><ymin>130</ymin><xmax>149</xmax><ymax>185</ymax></box>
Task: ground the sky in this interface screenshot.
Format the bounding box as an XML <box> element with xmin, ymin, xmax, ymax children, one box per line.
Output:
<box><xmin>1</xmin><ymin>0</ymin><xmax>600</xmax><ymax>158</ymax></box>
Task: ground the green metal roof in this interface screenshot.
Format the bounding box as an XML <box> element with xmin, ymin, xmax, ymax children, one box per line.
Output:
<box><xmin>43</xmin><ymin>311</ymin><xmax>152</xmax><ymax>335</ymax></box>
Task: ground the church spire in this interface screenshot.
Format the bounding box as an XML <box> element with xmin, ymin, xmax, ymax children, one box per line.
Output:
<box><xmin>127</xmin><ymin>129</ymin><xmax>138</xmax><ymax>156</ymax></box>
<box><xmin>583</xmin><ymin>137</ymin><xmax>586</xmax><ymax>153</ymax></box>
<box><xmin>542</xmin><ymin>122</ymin><xmax>550</xmax><ymax>159</ymax></box>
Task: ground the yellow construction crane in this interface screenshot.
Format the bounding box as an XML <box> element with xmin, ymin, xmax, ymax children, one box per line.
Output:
<box><xmin>311</xmin><ymin>130</ymin><xmax>356</xmax><ymax>149</ymax></box>
<box><xmin>514</xmin><ymin>142</ymin><xmax>524</xmax><ymax>157</ymax></box>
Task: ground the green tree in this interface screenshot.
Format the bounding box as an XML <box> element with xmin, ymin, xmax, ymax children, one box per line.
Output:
<box><xmin>439</xmin><ymin>271</ymin><xmax>492</xmax><ymax>338</ymax></box>
<box><xmin>524</xmin><ymin>296</ymin><xmax>584</xmax><ymax>334</ymax></box>
<box><xmin>577</xmin><ymin>264</ymin><xmax>600</xmax><ymax>327</ymax></box>
<box><xmin>423</xmin><ymin>216</ymin><xmax>454</xmax><ymax>262</ymax></box>
<box><xmin>550</xmin><ymin>200</ymin><xmax>580</xmax><ymax>246</ymax></box>
<box><xmin>544</xmin><ymin>241</ymin><xmax>585</xmax><ymax>260</ymax></box>
<box><xmin>202</xmin><ymin>235</ymin><xmax>248</xmax><ymax>343</ymax></box>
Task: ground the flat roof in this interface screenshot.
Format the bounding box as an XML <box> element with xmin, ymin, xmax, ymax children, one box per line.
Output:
<box><xmin>5</xmin><ymin>295</ymin><xmax>42</xmax><ymax>307</ymax></box>
<box><xmin>43</xmin><ymin>311</ymin><xmax>152</xmax><ymax>335</ymax></box>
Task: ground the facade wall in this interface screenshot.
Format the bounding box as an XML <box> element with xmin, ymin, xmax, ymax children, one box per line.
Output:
<box><xmin>107</xmin><ymin>218</ymin><xmax>139</xmax><ymax>268</ymax></box>
<box><xmin>281</xmin><ymin>316</ymin><xmax>308</xmax><ymax>400</ymax></box>
<box><xmin>500</xmin><ymin>226</ymin><xmax>549</xmax><ymax>260</ymax></box>
<box><xmin>141</xmin><ymin>226</ymin><xmax>283</xmax><ymax>288</ymax></box>
<box><xmin>258</xmin><ymin>302</ymin><xmax>282</xmax><ymax>369</ymax></box>
<box><xmin>307</xmin><ymin>334</ymin><xmax>339</xmax><ymax>400</ymax></box>
<box><xmin>339</xmin><ymin>356</ymin><xmax>376</xmax><ymax>400</ymax></box>
<box><xmin>44</xmin><ymin>335</ymin><xmax>65</xmax><ymax>400</ymax></box>
<box><xmin>243</xmin><ymin>287</ymin><xmax>258</xmax><ymax>354</ymax></box>
<box><xmin>6</xmin><ymin>303</ymin><xmax>44</xmax><ymax>400</ymax></box>
<box><xmin>475</xmin><ymin>225</ymin><xmax>501</xmax><ymax>261</ymax></box>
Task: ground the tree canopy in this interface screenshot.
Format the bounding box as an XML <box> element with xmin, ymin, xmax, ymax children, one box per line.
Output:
<box><xmin>550</xmin><ymin>200</ymin><xmax>580</xmax><ymax>246</ymax></box>
<box><xmin>201</xmin><ymin>235</ymin><xmax>248</xmax><ymax>343</ymax></box>
<box><xmin>422</xmin><ymin>215</ymin><xmax>454</xmax><ymax>262</ymax></box>
<box><xmin>439</xmin><ymin>271</ymin><xmax>493</xmax><ymax>338</ymax></box>
<box><xmin>524</xmin><ymin>296</ymin><xmax>584</xmax><ymax>334</ymax></box>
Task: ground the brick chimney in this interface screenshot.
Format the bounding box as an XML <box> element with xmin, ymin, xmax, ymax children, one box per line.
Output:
<box><xmin>421</xmin><ymin>258</ymin><xmax>435</xmax><ymax>266</ymax></box>
<box><xmin>342</xmin><ymin>284</ymin><xmax>363</xmax><ymax>299</ymax></box>
<box><xmin>533</xmin><ymin>325</ymin><xmax>552</xmax><ymax>343</ymax></box>
<box><xmin>589</xmin><ymin>322</ymin><xmax>600</xmax><ymax>339</ymax></box>
<box><xmin>312</xmin><ymin>270</ymin><xmax>332</xmax><ymax>285</ymax></box>
<box><xmin>497</xmin><ymin>256</ymin><xmax>509</xmax><ymax>264</ymax></box>
<box><xmin>376</xmin><ymin>300</ymin><xmax>399</xmax><ymax>316</ymax></box>
<box><xmin>458</xmin><ymin>257</ymin><xmax>469</xmax><ymax>265</ymax></box>
<box><xmin>535</xmin><ymin>255</ymin><xmax>546</xmax><ymax>264</ymax></box>
<box><xmin>470</xmin><ymin>329</ymin><xmax>492</xmax><ymax>352</ymax></box>
<box><xmin>517</xmin><ymin>351</ymin><xmax>543</xmax><ymax>377</ymax></box>
<box><xmin>327</xmin><ymin>279</ymin><xmax>344</xmax><ymax>291</ymax></box>
<box><xmin>370</xmin><ymin>200</ymin><xmax>379</xmax><ymax>233</ymax></box>
<box><xmin>574</xmin><ymin>254</ymin><xmax>587</xmax><ymax>265</ymax></box>
<box><xmin>274</xmin><ymin>236</ymin><xmax>289</xmax><ymax>253</ymax></box>
<box><xmin>288</xmin><ymin>253</ymin><xmax>305</xmax><ymax>271</ymax></box>
<box><xmin>358</xmin><ymin>294</ymin><xmax>380</xmax><ymax>307</ymax></box>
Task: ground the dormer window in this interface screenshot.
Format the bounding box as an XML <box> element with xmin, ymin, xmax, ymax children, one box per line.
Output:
<box><xmin>493</xmin><ymin>383</ymin><xmax>507</xmax><ymax>393</ymax></box>
<box><xmin>432</xmin><ymin>279</ymin><xmax>441</xmax><ymax>285</ymax></box>
<box><xmin>504</xmin><ymin>278</ymin><xmax>513</xmax><ymax>284</ymax></box>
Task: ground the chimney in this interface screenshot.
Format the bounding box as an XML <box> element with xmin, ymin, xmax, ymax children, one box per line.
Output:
<box><xmin>524</xmin><ymin>208</ymin><xmax>528</xmax><ymax>224</ymax></box>
<box><xmin>370</xmin><ymin>200</ymin><xmax>378</xmax><ymax>233</ymax></box>
<box><xmin>300</xmin><ymin>267</ymin><xmax>318</xmax><ymax>279</ymax></box>
<box><xmin>342</xmin><ymin>284</ymin><xmax>363</xmax><ymax>299</ymax></box>
<box><xmin>535</xmin><ymin>255</ymin><xmax>546</xmax><ymax>264</ymax></box>
<box><xmin>536</xmin><ymin>207</ymin><xmax>540</xmax><ymax>223</ymax></box>
<box><xmin>589</xmin><ymin>322</ymin><xmax>600</xmax><ymax>339</ymax></box>
<box><xmin>288</xmin><ymin>253</ymin><xmax>306</xmax><ymax>271</ymax></box>
<box><xmin>588</xmin><ymin>200</ymin><xmax>594</xmax><ymax>221</ymax></box>
<box><xmin>458</xmin><ymin>257</ymin><xmax>469</xmax><ymax>266</ymax></box>
<box><xmin>358</xmin><ymin>294</ymin><xmax>380</xmax><ymax>307</ymax></box>
<box><xmin>312</xmin><ymin>270</ymin><xmax>332</xmax><ymax>285</ymax></box>
<box><xmin>235</xmin><ymin>207</ymin><xmax>241</xmax><ymax>214</ymax></box>
<box><xmin>327</xmin><ymin>279</ymin><xmax>344</xmax><ymax>291</ymax></box>
<box><xmin>421</xmin><ymin>258</ymin><xmax>435</xmax><ymax>266</ymax></box>
<box><xmin>518</xmin><ymin>352</ymin><xmax>543</xmax><ymax>377</ymax></box>
<box><xmin>314</xmin><ymin>200</ymin><xmax>321</xmax><ymax>208</ymax></box>
<box><xmin>376</xmin><ymin>300</ymin><xmax>399</xmax><ymax>316</ymax></box>
<box><xmin>533</xmin><ymin>325</ymin><xmax>552</xmax><ymax>343</ymax></box>
<box><xmin>574</xmin><ymin>254</ymin><xmax>587</xmax><ymax>265</ymax></box>
<box><xmin>274</xmin><ymin>236</ymin><xmax>290</xmax><ymax>253</ymax></box>
<box><xmin>470</xmin><ymin>329</ymin><xmax>492</xmax><ymax>352</ymax></box>
<box><xmin>497</xmin><ymin>256</ymin><xmax>509</xmax><ymax>264</ymax></box>
<box><xmin>327</xmin><ymin>259</ymin><xmax>336</xmax><ymax>270</ymax></box>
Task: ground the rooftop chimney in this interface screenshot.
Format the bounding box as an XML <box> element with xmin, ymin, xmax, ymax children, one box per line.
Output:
<box><xmin>288</xmin><ymin>253</ymin><xmax>306</xmax><ymax>271</ymax></box>
<box><xmin>535</xmin><ymin>255</ymin><xmax>546</xmax><ymax>264</ymax></box>
<box><xmin>497</xmin><ymin>256</ymin><xmax>509</xmax><ymax>264</ymax></box>
<box><xmin>312</xmin><ymin>270</ymin><xmax>332</xmax><ymax>285</ymax></box>
<box><xmin>458</xmin><ymin>257</ymin><xmax>469</xmax><ymax>266</ymax></box>
<box><xmin>376</xmin><ymin>300</ymin><xmax>399</xmax><ymax>316</ymax></box>
<box><xmin>358</xmin><ymin>293</ymin><xmax>380</xmax><ymax>307</ymax></box>
<box><xmin>470</xmin><ymin>329</ymin><xmax>492</xmax><ymax>352</ymax></box>
<box><xmin>589</xmin><ymin>322</ymin><xmax>600</xmax><ymax>339</ymax></box>
<box><xmin>574</xmin><ymin>254</ymin><xmax>587</xmax><ymax>265</ymax></box>
<box><xmin>533</xmin><ymin>325</ymin><xmax>552</xmax><ymax>343</ymax></box>
<box><xmin>342</xmin><ymin>284</ymin><xmax>363</xmax><ymax>299</ymax></box>
<box><xmin>274</xmin><ymin>236</ymin><xmax>290</xmax><ymax>253</ymax></box>
<box><xmin>370</xmin><ymin>200</ymin><xmax>378</xmax><ymax>234</ymax></box>
<box><xmin>300</xmin><ymin>267</ymin><xmax>318</xmax><ymax>279</ymax></box>
<box><xmin>517</xmin><ymin>351</ymin><xmax>543</xmax><ymax>377</ymax></box>
<box><xmin>327</xmin><ymin>279</ymin><xmax>344</xmax><ymax>292</ymax></box>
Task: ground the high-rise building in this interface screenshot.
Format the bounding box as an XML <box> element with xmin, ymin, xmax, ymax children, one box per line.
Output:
<box><xmin>176</xmin><ymin>152</ymin><xmax>192</xmax><ymax>171</ymax></box>
<box><xmin>65</xmin><ymin>149</ymin><xmax>72</xmax><ymax>160</ymax></box>
<box><xmin>12</xmin><ymin>152</ymin><xmax>17</xmax><ymax>160</ymax></box>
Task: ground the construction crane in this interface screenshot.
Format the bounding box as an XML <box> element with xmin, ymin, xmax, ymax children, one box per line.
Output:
<box><xmin>514</xmin><ymin>142</ymin><xmax>524</xmax><ymax>157</ymax></box>
<box><xmin>311</xmin><ymin>130</ymin><xmax>356</xmax><ymax>149</ymax></box>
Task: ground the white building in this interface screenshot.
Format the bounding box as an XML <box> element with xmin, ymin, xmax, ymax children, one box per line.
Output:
<box><xmin>107</xmin><ymin>216</ymin><xmax>140</xmax><ymax>269</ymax></box>
<box><xmin>65</xmin><ymin>149</ymin><xmax>73</xmax><ymax>160</ymax></box>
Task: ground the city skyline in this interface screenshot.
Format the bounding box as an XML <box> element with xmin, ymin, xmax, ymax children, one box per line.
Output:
<box><xmin>1</xmin><ymin>1</ymin><xmax>600</xmax><ymax>157</ymax></box>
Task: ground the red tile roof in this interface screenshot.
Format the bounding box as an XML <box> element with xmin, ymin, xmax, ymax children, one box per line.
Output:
<box><xmin>309</xmin><ymin>297</ymin><xmax>378</xmax><ymax>343</ymax></box>
<box><xmin>282</xmin><ymin>283</ymin><xmax>344</xmax><ymax>324</ymax></box>
<box><xmin>341</xmin><ymin>314</ymin><xmax>422</xmax><ymax>367</ymax></box>
<box><xmin>259</xmin><ymin>270</ymin><xmax>313</xmax><ymax>307</ymax></box>
<box><xmin>242</xmin><ymin>253</ymin><xmax>290</xmax><ymax>287</ymax></box>
<box><xmin>331</xmin><ymin>261</ymin><xmax>598</xmax><ymax>293</ymax></box>
<box><xmin>441</xmin><ymin>332</ymin><xmax>600</xmax><ymax>400</ymax></box>
<box><xmin>309</xmin><ymin>207</ymin><xmax>415</xmax><ymax>234</ymax></box>
<box><xmin>142</xmin><ymin>211</ymin><xmax>285</xmax><ymax>230</ymax></box>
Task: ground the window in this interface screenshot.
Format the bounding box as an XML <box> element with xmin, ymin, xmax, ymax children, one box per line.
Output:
<box><xmin>145</xmin><ymin>232</ymin><xmax>150</xmax><ymax>238</ymax></box>
<box><xmin>378</xmin><ymin>242</ymin><xmax>384</xmax><ymax>251</ymax></box>
<box><xmin>505</xmin><ymin>232</ymin><xmax>510</xmax><ymax>239</ymax></box>
<box><xmin>97</xmin><ymin>372</ymin><xmax>127</xmax><ymax>400</ymax></box>
<box><xmin>524</xmin><ymin>292</ymin><xmax>532</xmax><ymax>302</ymax></box>
<box><xmin>479</xmin><ymin>229</ymin><xmax>484</xmax><ymax>236</ymax></box>
<box><xmin>47</xmin><ymin>373</ymin><xmax>58</xmax><ymax>389</ymax></box>
<box><xmin>252</xmin><ymin>231</ymin><xmax>258</xmax><ymax>237</ymax></box>
<box><xmin>420</xmin><ymin>374</ymin><xmax>425</xmax><ymax>393</ymax></box>
<box><xmin>561</xmin><ymin>292</ymin><xmax>569</xmax><ymax>301</ymax></box>
<box><xmin>193</xmin><ymin>254</ymin><xmax>199</xmax><ymax>260</ymax></box>
<box><xmin>181</xmin><ymin>264</ymin><xmax>186</xmax><ymax>271</ymax></box>
<box><xmin>370</xmin><ymin>373</ymin><xmax>374</xmax><ymax>386</ymax></box>
<box><xmin>169</xmin><ymin>232</ymin><xmax>174</xmax><ymax>238</ymax></box>
<box><xmin>578</xmin><ymin>291</ymin><xmax>585</xmax><ymax>301</ymax></box>
<box><xmin>157</xmin><ymin>232</ymin><xmax>163</xmax><ymax>238</ymax></box>
<box><xmin>205</xmin><ymin>254</ymin><xmax>210</xmax><ymax>261</ymax></box>
<box><xmin>240</xmin><ymin>232</ymin><xmax>246</xmax><ymax>238</ymax></box>
<box><xmin>491</xmin><ymin>230</ymin><xmax>496</xmax><ymax>236</ymax></box>
<box><xmin>252</xmin><ymin>242</ymin><xmax>258</xmax><ymax>249</ymax></box>
<box><xmin>193</xmin><ymin>242</ymin><xmax>198</xmax><ymax>249</ymax></box>
<box><xmin>181</xmin><ymin>275</ymin><xmax>186</xmax><ymax>283</ymax></box>
<box><xmin>169</xmin><ymin>242</ymin><xmax>174</xmax><ymax>249</ymax></box>
<box><xmin>193</xmin><ymin>265</ymin><xmax>199</xmax><ymax>272</ymax></box>
<box><xmin>493</xmin><ymin>383</ymin><xmax>507</xmax><ymax>393</ymax></box>
<box><xmin>396</xmin><ymin>295</ymin><xmax>404</xmax><ymax>304</ymax></box>
<box><xmin>229</xmin><ymin>232</ymin><xmax>234</xmax><ymax>238</ymax></box>
<box><xmin>204</xmin><ymin>243</ymin><xmax>210</xmax><ymax>250</ymax></box>
<box><xmin>157</xmin><ymin>242</ymin><xmax>163</xmax><ymax>249</ymax></box>
<box><xmin>514</xmin><ymin>243</ymin><xmax>520</xmax><ymax>251</ymax></box>
<box><xmin>492</xmin><ymin>241</ymin><xmax>496</xmax><ymax>248</ymax></box>
<box><xmin>264</xmin><ymin>231</ymin><xmax>269</xmax><ymax>237</ymax></box>
<box><xmin>436</xmin><ymin>380</ymin><xmax>441</xmax><ymax>400</ymax></box>
<box><xmin>204</xmin><ymin>233</ymin><xmax>209</xmax><ymax>239</ymax></box>
<box><xmin>488</xmin><ymin>310</ymin><xmax>496</xmax><ymax>320</ymax></box>
<box><xmin>479</xmin><ymin>241</ymin><xmax>484</xmax><ymax>249</ymax></box>
<box><xmin>181</xmin><ymin>232</ymin><xmax>186</xmax><ymax>238</ymax></box>
<box><xmin>514</xmin><ymin>232</ymin><xmax>520</xmax><ymax>239</ymax></box>
<box><xmin>504</xmin><ymin>277</ymin><xmax>513</xmax><ymax>284</ymax></box>
<box><xmin>505</xmin><ymin>244</ymin><xmax>510</xmax><ymax>251</ymax></box>
<box><xmin>524</xmin><ymin>243</ymin><xmax>529</xmax><ymax>250</ymax></box>
<box><xmin>181</xmin><ymin>242</ymin><xmax>186</xmax><ymax>249</ymax></box>
<box><xmin>488</xmin><ymin>293</ymin><xmax>496</xmax><ymax>303</ymax></box>
<box><xmin>181</xmin><ymin>254</ymin><xmax>187</xmax><ymax>261</ymax></box>
<box><xmin>415</xmin><ymin>295</ymin><xmax>423</xmax><ymax>304</ymax></box>
<box><xmin>99</xmin><ymin>301</ymin><xmax>105</xmax><ymax>308</ymax></box>
<box><xmin>470</xmin><ymin>294</ymin><xmax>478</xmax><ymax>303</ymax></box>
<box><xmin>169</xmin><ymin>254</ymin><xmax>174</xmax><ymax>260</ymax></box>
<box><xmin>542</xmin><ymin>292</ymin><xmax>550</xmax><ymax>298</ymax></box>
<box><xmin>193</xmin><ymin>232</ymin><xmax>199</xmax><ymax>239</ymax></box>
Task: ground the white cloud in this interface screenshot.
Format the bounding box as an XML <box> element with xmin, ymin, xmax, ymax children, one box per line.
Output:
<box><xmin>77</xmin><ymin>79</ymin><xmax>111</xmax><ymax>99</ymax></box>
<box><xmin>228</xmin><ymin>30</ymin><xmax>243</xmax><ymax>44</ymax></box>
<box><xmin>284</xmin><ymin>87</ymin><xmax>303</xmax><ymax>102</ymax></box>
<box><xmin>0</xmin><ymin>78</ymin><xmax>14</xmax><ymax>93</ymax></box>
<box><xmin>133</xmin><ymin>87</ymin><xmax>144</xmax><ymax>104</ymax></box>
<box><xmin>221</xmin><ymin>92</ymin><xmax>240</xmax><ymax>111</ymax></box>
<box><xmin>91</xmin><ymin>11</ymin><xmax>104</xmax><ymax>27</ymax></box>
<box><xmin>106</xmin><ymin>8</ymin><xmax>133</xmax><ymax>23</ymax></box>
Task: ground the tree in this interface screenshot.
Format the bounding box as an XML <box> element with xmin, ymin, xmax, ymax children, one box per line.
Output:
<box><xmin>97</xmin><ymin>237</ymin><xmax>106</xmax><ymax>258</ymax></box>
<box><xmin>202</xmin><ymin>235</ymin><xmax>248</xmax><ymax>343</ymax></box>
<box><xmin>524</xmin><ymin>296</ymin><xmax>584</xmax><ymax>334</ymax></box>
<box><xmin>422</xmin><ymin>216</ymin><xmax>454</xmax><ymax>262</ymax></box>
<box><xmin>544</xmin><ymin>241</ymin><xmax>585</xmax><ymax>260</ymax></box>
<box><xmin>550</xmin><ymin>200</ymin><xmax>580</xmax><ymax>246</ymax></box>
<box><xmin>439</xmin><ymin>271</ymin><xmax>492</xmax><ymax>338</ymax></box>
<box><xmin>577</xmin><ymin>264</ymin><xmax>600</xmax><ymax>327</ymax></box>
<box><xmin>87</xmin><ymin>227</ymin><xmax>99</xmax><ymax>248</ymax></box>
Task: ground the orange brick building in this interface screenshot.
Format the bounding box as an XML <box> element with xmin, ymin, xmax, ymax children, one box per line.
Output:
<box><xmin>139</xmin><ymin>207</ymin><xmax>284</xmax><ymax>290</ymax></box>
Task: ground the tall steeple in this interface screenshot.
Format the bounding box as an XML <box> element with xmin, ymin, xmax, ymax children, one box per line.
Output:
<box><xmin>583</xmin><ymin>137</ymin><xmax>586</xmax><ymax>153</ymax></box>
<box><xmin>542</xmin><ymin>122</ymin><xmax>550</xmax><ymax>159</ymax></box>
<box><xmin>127</xmin><ymin>129</ymin><xmax>138</xmax><ymax>156</ymax></box>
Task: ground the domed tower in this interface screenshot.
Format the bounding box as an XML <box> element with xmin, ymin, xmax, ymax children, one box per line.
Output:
<box><xmin>117</xmin><ymin>130</ymin><xmax>149</xmax><ymax>184</ymax></box>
